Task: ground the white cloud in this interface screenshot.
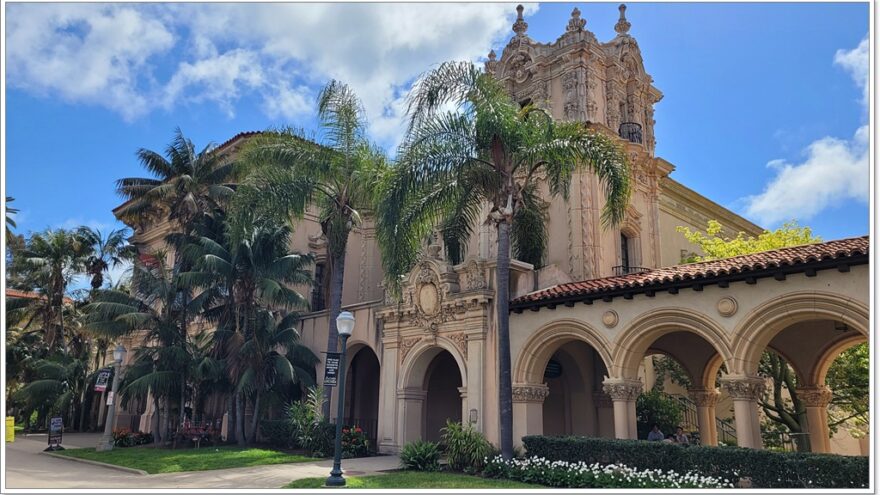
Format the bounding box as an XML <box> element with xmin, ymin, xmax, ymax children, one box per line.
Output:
<box><xmin>6</xmin><ymin>4</ymin><xmax>175</xmax><ymax>120</ymax></box>
<box><xmin>163</xmin><ymin>49</ymin><xmax>265</xmax><ymax>117</ymax></box>
<box><xmin>742</xmin><ymin>36</ymin><xmax>869</xmax><ymax>226</ymax></box>
<box><xmin>261</xmin><ymin>81</ymin><xmax>313</xmax><ymax>120</ymax></box>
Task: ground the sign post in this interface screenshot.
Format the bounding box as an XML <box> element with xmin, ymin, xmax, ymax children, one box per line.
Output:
<box><xmin>45</xmin><ymin>417</ymin><xmax>64</xmax><ymax>451</ymax></box>
<box><xmin>323</xmin><ymin>352</ymin><xmax>341</xmax><ymax>387</ymax></box>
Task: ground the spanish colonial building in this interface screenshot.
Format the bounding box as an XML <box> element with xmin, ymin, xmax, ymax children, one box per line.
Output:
<box><xmin>114</xmin><ymin>5</ymin><xmax>869</xmax><ymax>455</ymax></box>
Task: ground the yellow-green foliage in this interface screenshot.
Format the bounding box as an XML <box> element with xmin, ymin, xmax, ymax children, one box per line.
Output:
<box><xmin>676</xmin><ymin>220</ymin><xmax>821</xmax><ymax>262</ymax></box>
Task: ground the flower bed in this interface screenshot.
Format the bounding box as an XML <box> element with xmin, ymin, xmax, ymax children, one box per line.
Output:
<box><xmin>483</xmin><ymin>455</ymin><xmax>734</xmax><ymax>489</ymax></box>
<box><xmin>112</xmin><ymin>428</ymin><xmax>153</xmax><ymax>447</ymax></box>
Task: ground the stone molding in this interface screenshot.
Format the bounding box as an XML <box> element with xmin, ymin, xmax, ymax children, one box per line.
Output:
<box><xmin>512</xmin><ymin>384</ymin><xmax>550</xmax><ymax>403</ymax></box>
<box><xmin>602</xmin><ymin>379</ymin><xmax>643</xmax><ymax>401</ymax></box>
<box><xmin>716</xmin><ymin>296</ymin><xmax>738</xmax><ymax>317</ymax></box>
<box><xmin>720</xmin><ymin>375</ymin><xmax>766</xmax><ymax>401</ymax></box>
<box><xmin>796</xmin><ymin>385</ymin><xmax>833</xmax><ymax>408</ymax></box>
<box><xmin>688</xmin><ymin>388</ymin><xmax>721</xmax><ymax>407</ymax></box>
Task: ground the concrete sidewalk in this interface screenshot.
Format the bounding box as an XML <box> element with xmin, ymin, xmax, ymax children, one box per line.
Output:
<box><xmin>5</xmin><ymin>433</ymin><xmax>400</xmax><ymax>489</ymax></box>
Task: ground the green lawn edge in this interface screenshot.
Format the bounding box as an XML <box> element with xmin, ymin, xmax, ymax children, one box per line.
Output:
<box><xmin>284</xmin><ymin>471</ymin><xmax>540</xmax><ymax>489</ymax></box>
<box><xmin>56</xmin><ymin>445</ymin><xmax>317</xmax><ymax>474</ymax></box>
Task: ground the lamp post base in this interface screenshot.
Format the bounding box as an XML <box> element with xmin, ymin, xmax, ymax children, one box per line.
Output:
<box><xmin>325</xmin><ymin>470</ymin><xmax>346</xmax><ymax>487</ymax></box>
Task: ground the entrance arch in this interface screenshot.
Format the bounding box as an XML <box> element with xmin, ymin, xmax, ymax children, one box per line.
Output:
<box><xmin>398</xmin><ymin>341</ymin><xmax>467</xmax><ymax>444</ymax></box>
<box><xmin>344</xmin><ymin>344</ymin><xmax>381</xmax><ymax>446</ymax></box>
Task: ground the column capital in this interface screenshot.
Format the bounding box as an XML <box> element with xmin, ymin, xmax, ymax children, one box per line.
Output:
<box><xmin>512</xmin><ymin>383</ymin><xmax>550</xmax><ymax>403</ymax></box>
<box><xmin>720</xmin><ymin>374</ymin><xmax>766</xmax><ymax>401</ymax></box>
<box><xmin>796</xmin><ymin>385</ymin><xmax>833</xmax><ymax>407</ymax></box>
<box><xmin>602</xmin><ymin>378</ymin><xmax>643</xmax><ymax>401</ymax></box>
<box><xmin>688</xmin><ymin>387</ymin><xmax>721</xmax><ymax>407</ymax></box>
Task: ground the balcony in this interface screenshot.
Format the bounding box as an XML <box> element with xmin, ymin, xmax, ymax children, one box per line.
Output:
<box><xmin>612</xmin><ymin>265</ymin><xmax>650</xmax><ymax>276</ymax></box>
<box><xmin>618</xmin><ymin>122</ymin><xmax>643</xmax><ymax>144</ymax></box>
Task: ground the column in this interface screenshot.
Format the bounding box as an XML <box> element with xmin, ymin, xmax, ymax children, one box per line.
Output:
<box><xmin>688</xmin><ymin>388</ymin><xmax>721</xmax><ymax>446</ymax></box>
<box><xmin>796</xmin><ymin>385</ymin><xmax>833</xmax><ymax>453</ymax></box>
<box><xmin>512</xmin><ymin>384</ymin><xmax>549</xmax><ymax>449</ymax></box>
<box><xmin>602</xmin><ymin>378</ymin><xmax>642</xmax><ymax>440</ymax></box>
<box><xmin>377</xmin><ymin>339</ymin><xmax>400</xmax><ymax>453</ymax></box>
<box><xmin>592</xmin><ymin>391</ymin><xmax>615</xmax><ymax>438</ymax></box>
<box><xmin>397</xmin><ymin>388</ymin><xmax>426</xmax><ymax>446</ymax></box>
<box><xmin>721</xmin><ymin>375</ymin><xmax>765</xmax><ymax>449</ymax></box>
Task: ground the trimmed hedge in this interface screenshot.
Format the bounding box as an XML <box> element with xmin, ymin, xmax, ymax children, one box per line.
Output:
<box><xmin>259</xmin><ymin>419</ymin><xmax>293</xmax><ymax>447</ymax></box>
<box><xmin>522</xmin><ymin>435</ymin><xmax>869</xmax><ymax>489</ymax></box>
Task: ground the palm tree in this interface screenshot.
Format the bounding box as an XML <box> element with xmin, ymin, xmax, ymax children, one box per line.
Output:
<box><xmin>115</xmin><ymin>128</ymin><xmax>238</xmax><ymax>233</ymax></box>
<box><xmin>184</xmin><ymin>218</ymin><xmax>314</xmax><ymax>444</ymax></box>
<box><xmin>378</xmin><ymin>61</ymin><xmax>631</xmax><ymax>458</ymax></box>
<box><xmin>77</xmin><ymin>227</ymin><xmax>136</xmax><ymax>292</ymax></box>
<box><xmin>6</xmin><ymin>196</ymin><xmax>19</xmax><ymax>238</ymax></box>
<box><xmin>231</xmin><ymin>80</ymin><xmax>388</xmax><ymax>416</ymax></box>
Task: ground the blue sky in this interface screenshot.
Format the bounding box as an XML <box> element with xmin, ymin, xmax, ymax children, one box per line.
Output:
<box><xmin>4</xmin><ymin>2</ymin><xmax>870</xmax><ymax>262</ymax></box>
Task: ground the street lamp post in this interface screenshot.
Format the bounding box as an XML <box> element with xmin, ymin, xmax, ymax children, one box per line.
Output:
<box><xmin>326</xmin><ymin>311</ymin><xmax>355</xmax><ymax>487</ymax></box>
<box><xmin>97</xmin><ymin>344</ymin><xmax>127</xmax><ymax>452</ymax></box>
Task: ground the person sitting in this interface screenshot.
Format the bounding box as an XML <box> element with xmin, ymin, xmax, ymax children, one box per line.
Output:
<box><xmin>674</xmin><ymin>426</ymin><xmax>690</xmax><ymax>445</ymax></box>
<box><xmin>663</xmin><ymin>434</ymin><xmax>676</xmax><ymax>443</ymax></box>
<box><xmin>647</xmin><ymin>424</ymin><xmax>664</xmax><ymax>441</ymax></box>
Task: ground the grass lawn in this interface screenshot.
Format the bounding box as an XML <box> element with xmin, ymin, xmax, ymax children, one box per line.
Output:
<box><xmin>56</xmin><ymin>445</ymin><xmax>316</xmax><ymax>474</ymax></box>
<box><xmin>284</xmin><ymin>471</ymin><xmax>540</xmax><ymax>489</ymax></box>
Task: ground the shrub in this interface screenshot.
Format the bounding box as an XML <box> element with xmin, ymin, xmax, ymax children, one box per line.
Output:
<box><xmin>440</xmin><ymin>420</ymin><xmax>493</xmax><ymax>473</ymax></box>
<box><xmin>111</xmin><ymin>428</ymin><xmax>153</xmax><ymax>447</ymax></box>
<box><xmin>286</xmin><ymin>387</ymin><xmax>333</xmax><ymax>456</ymax></box>
<box><xmin>259</xmin><ymin>419</ymin><xmax>293</xmax><ymax>447</ymax></box>
<box><xmin>400</xmin><ymin>440</ymin><xmax>440</xmax><ymax>471</ymax></box>
<box><xmin>635</xmin><ymin>390</ymin><xmax>683</xmax><ymax>439</ymax></box>
<box><xmin>342</xmin><ymin>425</ymin><xmax>371</xmax><ymax>458</ymax></box>
<box><xmin>484</xmin><ymin>455</ymin><xmax>732</xmax><ymax>488</ymax></box>
<box><xmin>522</xmin><ymin>435</ymin><xmax>869</xmax><ymax>488</ymax></box>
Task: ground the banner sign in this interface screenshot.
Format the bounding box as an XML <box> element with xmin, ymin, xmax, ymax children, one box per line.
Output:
<box><xmin>323</xmin><ymin>352</ymin><xmax>341</xmax><ymax>387</ymax></box>
<box><xmin>94</xmin><ymin>368</ymin><xmax>112</xmax><ymax>392</ymax></box>
<box><xmin>48</xmin><ymin>417</ymin><xmax>63</xmax><ymax>449</ymax></box>
<box><xmin>106</xmin><ymin>392</ymin><xmax>114</xmax><ymax>406</ymax></box>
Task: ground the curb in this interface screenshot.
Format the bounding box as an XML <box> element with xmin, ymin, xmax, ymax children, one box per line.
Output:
<box><xmin>41</xmin><ymin>451</ymin><xmax>148</xmax><ymax>475</ymax></box>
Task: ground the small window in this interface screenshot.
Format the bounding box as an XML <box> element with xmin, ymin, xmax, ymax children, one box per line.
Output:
<box><xmin>311</xmin><ymin>262</ymin><xmax>325</xmax><ymax>311</ymax></box>
<box><xmin>620</xmin><ymin>233</ymin><xmax>631</xmax><ymax>270</ymax></box>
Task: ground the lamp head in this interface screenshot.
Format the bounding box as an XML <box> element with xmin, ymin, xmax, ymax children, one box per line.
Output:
<box><xmin>336</xmin><ymin>311</ymin><xmax>355</xmax><ymax>337</ymax></box>
<box><xmin>113</xmin><ymin>343</ymin><xmax>127</xmax><ymax>364</ymax></box>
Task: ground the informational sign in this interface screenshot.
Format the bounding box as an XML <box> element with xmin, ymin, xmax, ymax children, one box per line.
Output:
<box><xmin>106</xmin><ymin>392</ymin><xmax>115</xmax><ymax>406</ymax></box>
<box><xmin>323</xmin><ymin>352</ymin><xmax>341</xmax><ymax>387</ymax></box>
<box><xmin>5</xmin><ymin>417</ymin><xmax>14</xmax><ymax>443</ymax></box>
<box><xmin>94</xmin><ymin>368</ymin><xmax>112</xmax><ymax>392</ymax></box>
<box><xmin>47</xmin><ymin>417</ymin><xmax>63</xmax><ymax>450</ymax></box>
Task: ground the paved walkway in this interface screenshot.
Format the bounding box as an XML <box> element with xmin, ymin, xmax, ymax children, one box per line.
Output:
<box><xmin>5</xmin><ymin>433</ymin><xmax>400</xmax><ymax>489</ymax></box>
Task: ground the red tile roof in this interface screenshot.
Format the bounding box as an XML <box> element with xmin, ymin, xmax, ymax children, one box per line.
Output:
<box><xmin>512</xmin><ymin>236</ymin><xmax>869</xmax><ymax>310</ymax></box>
<box><xmin>6</xmin><ymin>288</ymin><xmax>75</xmax><ymax>305</ymax></box>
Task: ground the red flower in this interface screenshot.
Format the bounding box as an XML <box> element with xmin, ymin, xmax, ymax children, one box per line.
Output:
<box><xmin>355</xmin><ymin>427</ymin><xmax>363</xmax><ymax>433</ymax></box>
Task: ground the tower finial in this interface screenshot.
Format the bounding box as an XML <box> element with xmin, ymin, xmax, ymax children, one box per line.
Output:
<box><xmin>567</xmin><ymin>7</ymin><xmax>586</xmax><ymax>32</ymax></box>
<box><xmin>615</xmin><ymin>4</ymin><xmax>631</xmax><ymax>35</ymax></box>
<box><xmin>513</xmin><ymin>4</ymin><xmax>528</xmax><ymax>37</ymax></box>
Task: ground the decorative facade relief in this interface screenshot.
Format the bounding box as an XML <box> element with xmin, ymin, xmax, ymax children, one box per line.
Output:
<box><xmin>688</xmin><ymin>388</ymin><xmax>721</xmax><ymax>407</ymax></box>
<box><xmin>721</xmin><ymin>376</ymin><xmax>766</xmax><ymax>401</ymax></box>
<box><xmin>603</xmin><ymin>379</ymin><xmax>643</xmax><ymax>400</ymax></box>
<box><xmin>448</xmin><ymin>332</ymin><xmax>469</xmax><ymax>360</ymax></box>
<box><xmin>399</xmin><ymin>336</ymin><xmax>422</xmax><ymax>364</ymax></box>
<box><xmin>512</xmin><ymin>384</ymin><xmax>550</xmax><ymax>403</ymax></box>
<box><xmin>716</xmin><ymin>297</ymin><xmax>738</xmax><ymax>317</ymax></box>
<box><xmin>796</xmin><ymin>386</ymin><xmax>833</xmax><ymax>407</ymax></box>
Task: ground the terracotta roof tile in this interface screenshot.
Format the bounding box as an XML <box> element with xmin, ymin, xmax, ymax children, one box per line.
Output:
<box><xmin>6</xmin><ymin>288</ymin><xmax>75</xmax><ymax>304</ymax></box>
<box><xmin>512</xmin><ymin>236</ymin><xmax>869</xmax><ymax>308</ymax></box>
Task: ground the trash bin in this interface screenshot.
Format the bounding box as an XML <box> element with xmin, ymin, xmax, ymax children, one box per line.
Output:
<box><xmin>5</xmin><ymin>417</ymin><xmax>14</xmax><ymax>443</ymax></box>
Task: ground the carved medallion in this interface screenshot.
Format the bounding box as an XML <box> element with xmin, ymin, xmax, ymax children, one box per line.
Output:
<box><xmin>602</xmin><ymin>310</ymin><xmax>619</xmax><ymax>328</ymax></box>
<box><xmin>716</xmin><ymin>297</ymin><xmax>738</xmax><ymax>317</ymax></box>
<box><xmin>418</xmin><ymin>283</ymin><xmax>440</xmax><ymax>316</ymax></box>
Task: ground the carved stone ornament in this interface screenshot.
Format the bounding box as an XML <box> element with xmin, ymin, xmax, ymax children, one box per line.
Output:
<box><xmin>566</xmin><ymin>7</ymin><xmax>586</xmax><ymax>32</ymax></box>
<box><xmin>602</xmin><ymin>379</ymin><xmax>642</xmax><ymax>401</ymax></box>
<box><xmin>716</xmin><ymin>297</ymin><xmax>738</xmax><ymax>317</ymax></box>
<box><xmin>796</xmin><ymin>386</ymin><xmax>833</xmax><ymax>407</ymax></box>
<box><xmin>448</xmin><ymin>332</ymin><xmax>469</xmax><ymax>360</ymax></box>
<box><xmin>688</xmin><ymin>388</ymin><xmax>721</xmax><ymax>407</ymax></box>
<box><xmin>399</xmin><ymin>336</ymin><xmax>422</xmax><ymax>364</ymax></box>
<box><xmin>602</xmin><ymin>310</ymin><xmax>619</xmax><ymax>328</ymax></box>
<box><xmin>463</xmin><ymin>260</ymin><xmax>487</xmax><ymax>291</ymax></box>
<box><xmin>721</xmin><ymin>376</ymin><xmax>766</xmax><ymax>401</ymax></box>
<box><xmin>562</xmin><ymin>71</ymin><xmax>579</xmax><ymax>121</ymax></box>
<box><xmin>512</xmin><ymin>384</ymin><xmax>550</xmax><ymax>403</ymax></box>
<box><xmin>506</xmin><ymin>51</ymin><xmax>532</xmax><ymax>84</ymax></box>
<box><xmin>410</xmin><ymin>262</ymin><xmax>453</xmax><ymax>333</ymax></box>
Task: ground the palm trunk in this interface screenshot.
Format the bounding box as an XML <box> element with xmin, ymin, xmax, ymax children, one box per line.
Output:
<box><xmin>179</xmin><ymin>374</ymin><xmax>187</xmax><ymax>426</ymax></box>
<box><xmin>78</xmin><ymin>387</ymin><xmax>89</xmax><ymax>431</ymax></box>
<box><xmin>227</xmin><ymin>393</ymin><xmax>236</xmax><ymax>443</ymax></box>
<box><xmin>162</xmin><ymin>399</ymin><xmax>171</xmax><ymax>445</ymax></box>
<box><xmin>249</xmin><ymin>393</ymin><xmax>261</xmax><ymax>444</ymax></box>
<box><xmin>496</xmin><ymin>220</ymin><xmax>514</xmax><ymax>459</ymax></box>
<box><xmin>236</xmin><ymin>393</ymin><xmax>246</xmax><ymax>446</ymax></box>
<box><xmin>322</xmin><ymin>248</ymin><xmax>347</xmax><ymax>419</ymax></box>
<box><xmin>152</xmin><ymin>395</ymin><xmax>162</xmax><ymax>446</ymax></box>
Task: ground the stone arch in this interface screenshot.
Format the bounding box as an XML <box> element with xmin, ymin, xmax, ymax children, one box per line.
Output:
<box><xmin>810</xmin><ymin>332</ymin><xmax>868</xmax><ymax>386</ymax></box>
<box><xmin>399</xmin><ymin>337</ymin><xmax>467</xmax><ymax>391</ymax></box>
<box><xmin>611</xmin><ymin>308</ymin><xmax>733</xmax><ymax>388</ymax></box>
<box><xmin>343</xmin><ymin>342</ymin><xmax>381</xmax><ymax>444</ymax></box>
<box><xmin>731</xmin><ymin>291</ymin><xmax>869</xmax><ymax>376</ymax></box>
<box><xmin>514</xmin><ymin>318</ymin><xmax>613</xmax><ymax>385</ymax></box>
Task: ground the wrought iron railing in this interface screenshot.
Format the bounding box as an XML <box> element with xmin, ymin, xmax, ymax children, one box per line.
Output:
<box><xmin>612</xmin><ymin>265</ymin><xmax>651</xmax><ymax>276</ymax></box>
<box><xmin>664</xmin><ymin>393</ymin><xmax>737</xmax><ymax>446</ymax></box>
<box><xmin>618</xmin><ymin>122</ymin><xmax>643</xmax><ymax>144</ymax></box>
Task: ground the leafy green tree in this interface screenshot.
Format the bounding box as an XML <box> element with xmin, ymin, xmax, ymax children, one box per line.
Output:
<box><xmin>676</xmin><ymin>220</ymin><xmax>820</xmax><ymax>262</ymax></box>
<box><xmin>231</xmin><ymin>80</ymin><xmax>388</xmax><ymax>417</ymax></box>
<box><xmin>378</xmin><ymin>61</ymin><xmax>630</xmax><ymax>458</ymax></box>
<box><xmin>636</xmin><ymin>390</ymin><xmax>683</xmax><ymax>440</ymax></box>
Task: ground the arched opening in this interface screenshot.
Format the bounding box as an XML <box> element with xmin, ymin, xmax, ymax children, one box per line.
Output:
<box><xmin>423</xmin><ymin>350</ymin><xmax>463</xmax><ymax>442</ymax></box>
<box><xmin>344</xmin><ymin>346</ymin><xmax>381</xmax><ymax>448</ymax></box>
<box><xmin>541</xmin><ymin>341</ymin><xmax>609</xmax><ymax>437</ymax></box>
